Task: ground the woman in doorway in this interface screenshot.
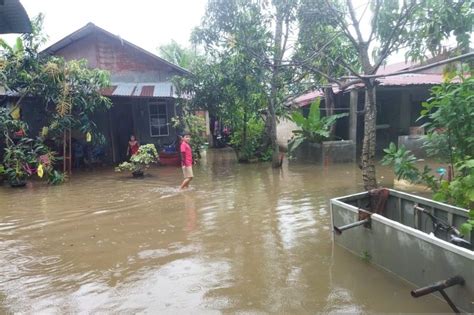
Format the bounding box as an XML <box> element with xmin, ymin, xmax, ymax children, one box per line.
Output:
<box><xmin>126</xmin><ymin>135</ymin><xmax>140</xmax><ymax>157</ymax></box>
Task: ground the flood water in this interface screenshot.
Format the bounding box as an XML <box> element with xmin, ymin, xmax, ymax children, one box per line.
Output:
<box><xmin>0</xmin><ymin>149</ymin><xmax>451</xmax><ymax>313</ymax></box>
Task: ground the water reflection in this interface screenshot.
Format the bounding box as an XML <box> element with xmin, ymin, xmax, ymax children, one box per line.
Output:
<box><xmin>0</xmin><ymin>148</ymin><xmax>450</xmax><ymax>313</ymax></box>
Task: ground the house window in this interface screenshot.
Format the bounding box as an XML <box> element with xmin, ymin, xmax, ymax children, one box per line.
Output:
<box><xmin>149</xmin><ymin>102</ymin><xmax>169</xmax><ymax>137</ymax></box>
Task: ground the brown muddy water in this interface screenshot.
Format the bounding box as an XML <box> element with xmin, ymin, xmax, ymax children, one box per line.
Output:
<box><xmin>0</xmin><ymin>149</ymin><xmax>451</xmax><ymax>313</ymax></box>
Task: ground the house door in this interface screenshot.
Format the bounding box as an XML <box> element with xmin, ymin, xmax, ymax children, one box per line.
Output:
<box><xmin>114</xmin><ymin>103</ymin><xmax>134</xmax><ymax>162</ymax></box>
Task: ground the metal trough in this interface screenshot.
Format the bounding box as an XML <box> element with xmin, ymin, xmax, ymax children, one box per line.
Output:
<box><xmin>330</xmin><ymin>189</ymin><xmax>473</xmax><ymax>313</ymax></box>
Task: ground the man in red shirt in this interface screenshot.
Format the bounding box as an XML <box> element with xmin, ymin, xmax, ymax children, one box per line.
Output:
<box><xmin>180</xmin><ymin>133</ymin><xmax>194</xmax><ymax>189</ymax></box>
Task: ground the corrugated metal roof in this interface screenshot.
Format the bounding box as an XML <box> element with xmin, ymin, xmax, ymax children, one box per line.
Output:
<box><xmin>112</xmin><ymin>83</ymin><xmax>137</xmax><ymax>96</ymax></box>
<box><xmin>293</xmin><ymin>90</ymin><xmax>324</xmax><ymax>107</ymax></box>
<box><xmin>292</xmin><ymin>73</ymin><xmax>453</xmax><ymax>107</ymax></box>
<box><xmin>101</xmin><ymin>82</ymin><xmax>176</xmax><ymax>98</ymax></box>
<box><xmin>378</xmin><ymin>73</ymin><xmax>450</xmax><ymax>86</ymax></box>
<box><xmin>0</xmin><ymin>0</ymin><xmax>32</xmax><ymax>34</ymax></box>
<box><xmin>376</xmin><ymin>60</ymin><xmax>416</xmax><ymax>75</ymax></box>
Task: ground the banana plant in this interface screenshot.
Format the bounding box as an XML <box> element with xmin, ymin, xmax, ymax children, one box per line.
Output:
<box><xmin>288</xmin><ymin>98</ymin><xmax>348</xmax><ymax>153</ymax></box>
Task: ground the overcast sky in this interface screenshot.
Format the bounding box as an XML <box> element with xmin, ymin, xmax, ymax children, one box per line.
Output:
<box><xmin>6</xmin><ymin>0</ymin><xmax>469</xmax><ymax>64</ymax></box>
<box><xmin>15</xmin><ymin>0</ymin><xmax>208</xmax><ymax>53</ymax></box>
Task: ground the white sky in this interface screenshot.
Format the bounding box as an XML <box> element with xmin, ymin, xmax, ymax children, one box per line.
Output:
<box><xmin>3</xmin><ymin>0</ymin><xmax>469</xmax><ymax>64</ymax></box>
<box><xmin>8</xmin><ymin>0</ymin><xmax>208</xmax><ymax>53</ymax></box>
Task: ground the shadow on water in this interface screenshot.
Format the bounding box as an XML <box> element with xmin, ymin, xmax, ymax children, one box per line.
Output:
<box><xmin>0</xmin><ymin>148</ymin><xmax>451</xmax><ymax>313</ymax></box>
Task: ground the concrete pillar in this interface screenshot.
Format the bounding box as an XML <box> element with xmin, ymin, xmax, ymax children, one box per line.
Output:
<box><xmin>205</xmin><ymin>110</ymin><xmax>213</xmax><ymax>146</ymax></box>
<box><xmin>399</xmin><ymin>91</ymin><xmax>411</xmax><ymax>133</ymax></box>
<box><xmin>349</xmin><ymin>89</ymin><xmax>358</xmax><ymax>142</ymax></box>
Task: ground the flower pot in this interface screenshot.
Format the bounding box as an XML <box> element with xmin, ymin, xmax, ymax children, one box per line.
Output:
<box><xmin>9</xmin><ymin>179</ymin><xmax>27</xmax><ymax>188</ymax></box>
<box><xmin>132</xmin><ymin>170</ymin><xmax>144</xmax><ymax>178</ymax></box>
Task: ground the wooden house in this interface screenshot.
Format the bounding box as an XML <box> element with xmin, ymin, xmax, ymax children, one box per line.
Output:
<box><xmin>42</xmin><ymin>23</ymin><xmax>190</xmax><ymax>162</ymax></box>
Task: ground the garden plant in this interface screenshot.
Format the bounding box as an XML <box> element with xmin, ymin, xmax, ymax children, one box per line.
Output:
<box><xmin>115</xmin><ymin>144</ymin><xmax>159</xmax><ymax>177</ymax></box>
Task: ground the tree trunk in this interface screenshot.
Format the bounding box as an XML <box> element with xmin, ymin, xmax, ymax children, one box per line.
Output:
<box><xmin>269</xmin><ymin>10</ymin><xmax>284</xmax><ymax>168</ymax></box>
<box><xmin>324</xmin><ymin>87</ymin><xmax>336</xmax><ymax>139</ymax></box>
<box><xmin>361</xmin><ymin>82</ymin><xmax>377</xmax><ymax>190</ymax></box>
<box><xmin>241</xmin><ymin>107</ymin><xmax>248</xmax><ymax>162</ymax></box>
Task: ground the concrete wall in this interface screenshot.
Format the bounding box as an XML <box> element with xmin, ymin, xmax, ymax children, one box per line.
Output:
<box><xmin>398</xmin><ymin>135</ymin><xmax>427</xmax><ymax>158</ymax></box>
<box><xmin>276</xmin><ymin>117</ymin><xmax>297</xmax><ymax>151</ymax></box>
<box><xmin>291</xmin><ymin>140</ymin><xmax>355</xmax><ymax>164</ymax></box>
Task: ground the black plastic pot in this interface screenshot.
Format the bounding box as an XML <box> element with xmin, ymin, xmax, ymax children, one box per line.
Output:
<box><xmin>9</xmin><ymin>179</ymin><xmax>27</xmax><ymax>188</ymax></box>
<box><xmin>132</xmin><ymin>170</ymin><xmax>144</xmax><ymax>178</ymax></box>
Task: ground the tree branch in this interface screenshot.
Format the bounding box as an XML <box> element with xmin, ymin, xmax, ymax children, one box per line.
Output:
<box><xmin>323</xmin><ymin>0</ymin><xmax>359</xmax><ymax>49</ymax></box>
<box><xmin>298</xmin><ymin>62</ymin><xmax>343</xmax><ymax>87</ymax></box>
<box><xmin>341</xmin><ymin>52</ymin><xmax>474</xmax><ymax>79</ymax></box>
<box><xmin>368</xmin><ymin>0</ymin><xmax>381</xmax><ymax>43</ymax></box>
<box><xmin>281</xmin><ymin>13</ymin><xmax>291</xmax><ymax>62</ymax></box>
<box><xmin>346</xmin><ymin>0</ymin><xmax>364</xmax><ymax>43</ymax></box>
<box><xmin>372</xmin><ymin>1</ymin><xmax>418</xmax><ymax>73</ymax></box>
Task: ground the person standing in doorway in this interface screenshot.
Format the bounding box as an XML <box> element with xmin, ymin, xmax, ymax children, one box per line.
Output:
<box><xmin>127</xmin><ymin>135</ymin><xmax>139</xmax><ymax>158</ymax></box>
<box><xmin>180</xmin><ymin>132</ymin><xmax>194</xmax><ymax>190</ymax></box>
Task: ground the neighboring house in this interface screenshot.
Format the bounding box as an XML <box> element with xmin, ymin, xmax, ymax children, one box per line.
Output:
<box><xmin>289</xmin><ymin>55</ymin><xmax>460</xmax><ymax>156</ymax></box>
<box><xmin>41</xmin><ymin>23</ymin><xmax>190</xmax><ymax>162</ymax></box>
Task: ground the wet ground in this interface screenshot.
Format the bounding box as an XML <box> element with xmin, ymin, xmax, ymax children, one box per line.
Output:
<box><xmin>0</xmin><ymin>149</ymin><xmax>451</xmax><ymax>313</ymax></box>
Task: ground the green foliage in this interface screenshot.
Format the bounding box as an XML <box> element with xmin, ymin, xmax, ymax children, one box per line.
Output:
<box><xmin>383</xmin><ymin>72</ymin><xmax>474</xmax><ymax>235</ymax></box>
<box><xmin>229</xmin><ymin>117</ymin><xmax>265</xmax><ymax>162</ymax></box>
<box><xmin>175</xmin><ymin>48</ymin><xmax>268</xmax><ymax>161</ymax></box>
<box><xmin>419</xmin><ymin>72</ymin><xmax>474</xmax><ymax>161</ymax></box>
<box><xmin>0</xmin><ymin>107</ymin><xmax>27</xmax><ymax>138</ymax></box>
<box><xmin>382</xmin><ymin>142</ymin><xmax>439</xmax><ymax>188</ymax></box>
<box><xmin>361</xmin><ymin>250</ymin><xmax>372</xmax><ymax>263</ymax></box>
<box><xmin>48</xmin><ymin>170</ymin><xmax>65</xmax><ymax>185</ymax></box>
<box><xmin>288</xmin><ymin>99</ymin><xmax>347</xmax><ymax>152</ymax></box>
<box><xmin>403</xmin><ymin>0</ymin><xmax>473</xmax><ymax>61</ymax></box>
<box><xmin>158</xmin><ymin>40</ymin><xmax>199</xmax><ymax>70</ymax></box>
<box><xmin>190</xmin><ymin>0</ymin><xmax>299</xmax><ymax>165</ymax></box>
<box><xmin>0</xmin><ymin>17</ymin><xmax>112</xmax><ymax>146</ymax></box>
<box><xmin>172</xmin><ymin>113</ymin><xmax>206</xmax><ymax>160</ymax></box>
<box><xmin>2</xmin><ymin>136</ymin><xmax>60</xmax><ymax>185</ymax></box>
<box><xmin>382</xmin><ymin>143</ymin><xmax>420</xmax><ymax>182</ymax></box>
<box><xmin>294</xmin><ymin>0</ymin><xmax>358</xmax><ymax>91</ymax></box>
<box><xmin>115</xmin><ymin>144</ymin><xmax>159</xmax><ymax>174</ymax></box>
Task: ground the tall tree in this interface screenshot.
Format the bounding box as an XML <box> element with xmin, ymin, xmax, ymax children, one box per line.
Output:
<box><xmin>296</xmin><ymin>0</ymin><xmax>472</xmax><ymax>189</ymax></box>
<box><xmin>175</xmin><ymin>46</ymin><xmax>269</xmax><ymax>161</ymax></box>
<box><xmin>193</xmin><ymin>0</ymin><xmax>298</xmax><ymax>167</ymax></box>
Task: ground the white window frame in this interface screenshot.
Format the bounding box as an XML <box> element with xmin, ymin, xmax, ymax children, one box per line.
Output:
<box><xmin>148</xmin><ymin>101</ymin><xmax>169</xmax><ymax>137</ymax></box>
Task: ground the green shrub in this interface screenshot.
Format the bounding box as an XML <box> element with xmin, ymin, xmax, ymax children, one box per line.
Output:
<box><xmin>115</xmin><ymin>144</ymin><xmax>159</xmax><ymax>174</ymax></box>
<box><xmin>288</xmin><ymin>99</ymin><xmax>347</xmax><ymax>153</ymax></box>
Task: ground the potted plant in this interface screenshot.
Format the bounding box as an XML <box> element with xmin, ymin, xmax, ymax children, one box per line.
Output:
<box><xmin>115</xmin><ymin>144</ymin><xmax>159</xmax><ymax>177</ymax></box>
<box><xmin>2</xmin><ymin>138</ymin><xmax>42</xmax><ymax>187</ymax></box>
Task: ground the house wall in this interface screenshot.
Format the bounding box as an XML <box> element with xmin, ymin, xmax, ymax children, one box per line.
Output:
<box><xmin>97</xmin><ymin>97</ymin><xmax>180</xmax><ymax>163</ymax></box>
<box><xmin>53</xmin><ymin>35</ymin><xmax>99</xmax><ymax>68</ymax></box>
<box><xmin>276</xmin><ymin>117</ymin><xmax>297</xmax><ymax>151</ymax></box>
<box><xmin>131</xmin><ymin>98</ymin><xmax>179</xmax><ymax>148</ymax></box>
<box><xmin>53</xmin><ymin>31</ymin><xmax>181</xmax><ymax>83</ymax></box>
